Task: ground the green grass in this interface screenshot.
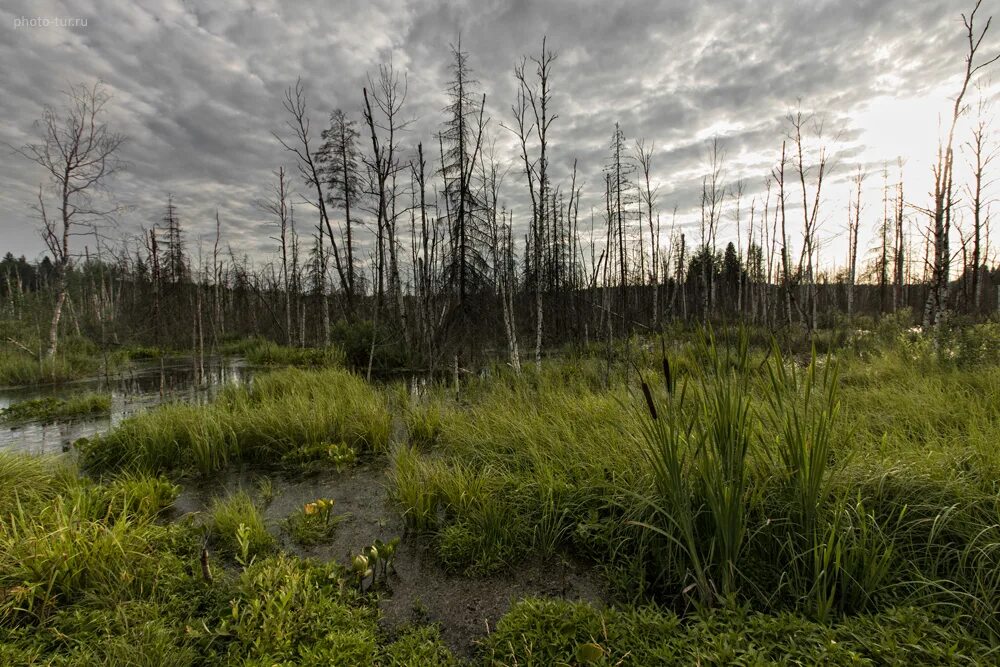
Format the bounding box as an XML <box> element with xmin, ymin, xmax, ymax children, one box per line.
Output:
<box><xmin>0</xmin><ymin>392</ymin><xmax>111</xmax><ymax>423</ymax></box>
<box><xmin>207</xmin><ymin>490</ymin><xmax>276</xmax><ymax>563</ymax></box>
<box><xmin>8</xmin><ymin>324</ymin><xmax>1000</xmax><ymax>662</ymax></box>
<box><xmin>79</xmin><ymin>367</ymin><xmax>391</xmax><ymax>475</ymax></box>
<box><xmin>220</xmin><ymin>325</ymin><xmax>408</xmax><ymax>372</ymax></box>
<box><xmin>243</xmin><ymin>339</ymin><xmax>347</xmax><ymax>368</ymax></box>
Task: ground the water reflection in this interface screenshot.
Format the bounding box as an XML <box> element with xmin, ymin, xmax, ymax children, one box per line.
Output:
<box><xmin>0</xmin><ymin>356</ymin><xmax>255</xmax><ymax>455</ymax></box>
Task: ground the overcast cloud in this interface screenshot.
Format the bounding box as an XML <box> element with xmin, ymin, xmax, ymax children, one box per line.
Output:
<box><xmin>1</xmin><ymin>0</ymin><xmax>997</xmax><ymax>273</ymax></box>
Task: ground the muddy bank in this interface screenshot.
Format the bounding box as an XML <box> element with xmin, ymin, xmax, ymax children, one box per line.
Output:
<box><xmin>173</xmin><ymin>461</ymin><xmax>607</xmax><ymax>657</ymax></box>
<box><xmin>380</xmin><ymin>540</ymin><xmax>605</xmax><ymax>657</ymax></box>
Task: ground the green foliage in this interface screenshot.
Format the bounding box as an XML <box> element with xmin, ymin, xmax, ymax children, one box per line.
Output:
<box><xmin>0</xmin><ymin>392</ymin><xmax>111</xmax><ymax>423</ymax></box>
<box><xmin>0</xmin><ymin>452</ymin><xmax>459</xmax><ymax>666</ymax></box>
<box><xmin>635</xmin><ymin>333</ymin><xmax>759</xmax><ymax>605</ymax></box>
<box><xmin>221</xmin><ymin>555</ymin><xmax>377</xmax><ymax>664</ymax></box>
<box><xmin>351</xmin><ymin>537</ymin><xmax>400</xmax><ymax>591</ymax></box>
<box><xmin>79</xmin><ymin>367</ymin><xmax>390</xmax><ymax>475</ymax></box>
<box><xmin>381</xmin><ymin>625</ymin><xmax>457</xmax><ymax>666</ymax></box>
<box><xmin>329</xmin><ymin>318</ymin><xmax>408</xmax><ymax>372</ymax></box>
<box><xmin>280</xmin><ymin>441</ymin><xmax>357</xmax><ymax>474</ymax></box>
<box><xmin>390</xmin><ymin>328</ymin><xmax>1000</xmax><ymax>642</ymax></box>
<box><xmin>0</xmin><ymin>452</ymin><xmax>72</xmax><ymax>516</ymax></box>
<box><xmin>0</xmin><ymin>476</ymin><xmax>192</xmax><ymax>628</ymax></box>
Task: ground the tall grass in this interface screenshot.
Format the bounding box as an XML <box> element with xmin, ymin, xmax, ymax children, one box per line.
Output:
<box><xmin>207</xmin><ymin>490</ymin><xmax>275</xmax><ymax>562</ymax></box>
<box><xmin>242</xmin><ymin>339</ymin><xmax>346</xmax><ymax>367</ymax></box>
<box><xmin>634</xmin><ymin>333</ymin><xmax>758</xmax><ymax>605</ymax></box>
<box><xmin>0</xmin><ymin>466</ymin><xmax>186</xmax><ymax>626</ymax></box>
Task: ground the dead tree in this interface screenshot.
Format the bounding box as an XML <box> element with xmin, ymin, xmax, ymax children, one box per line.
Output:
<box><xmin>274</xmin><ymin>79</ymin><xmax>349</xmax><ymax>315</ymax></box>
<box><xmin>789</xmin><ymin>110</ymin><xmax>827</xmax><ymax>332</ymax></box>
<box><xmin>14</xmin><ymin>83</ymin><xmax>125</xmax><ymax>356</ymax></box>
<box><xmin>847</xmin><ymin>167</ymin><xmax>865</xmax><ymax>321</ymax></box>
<box><xmin>925</xmin><ymin>1</ymin><xmax>999</xmax><ymax>328</ymax></box>
<box><xmin>965</xmin><ymin>95</ymin><xmax>996</xmax><ymax>314</ymax></box>
<box><xmin>510</xmin><ymin>37</ymin><xmax>557</xmax><ymax>372</ymax></box>
<box><xmin>255</xmin><ymin>166</ymin><xmax>293</xmax><ymax>344</ymax></box>
<box><xmin>362</xmin><ymin>62</ymin><xmax>410</xmax><ymax>379</ymax></box>
<box><xmin>701</xmin><ymin>138</ymin><xmax>726</xmax><ymax>321</ymax></box>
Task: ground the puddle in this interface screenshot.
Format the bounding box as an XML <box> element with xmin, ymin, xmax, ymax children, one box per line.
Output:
<box><xmin>173</xmin><ymin>461</ymin><xmax>404</xmax><ymax>564</ymax></box>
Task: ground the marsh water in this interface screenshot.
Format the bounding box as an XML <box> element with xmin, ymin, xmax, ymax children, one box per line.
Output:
<box><xmin>0</xmin><ymin>355</ymin><xmax>255</xmax><ymax>455</ymax></box>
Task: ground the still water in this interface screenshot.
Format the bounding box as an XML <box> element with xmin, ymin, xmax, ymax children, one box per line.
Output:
<box><xmin>0</xmin><ymin>356</ymin><xmax>255</xmax><ymax>455</ymax></box>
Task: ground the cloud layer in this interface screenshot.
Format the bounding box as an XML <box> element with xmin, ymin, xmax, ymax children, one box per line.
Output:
<box><xmin>1</xmin><ymin>0</ymin><xmax>997</xmax><ymax>274</ymax></box>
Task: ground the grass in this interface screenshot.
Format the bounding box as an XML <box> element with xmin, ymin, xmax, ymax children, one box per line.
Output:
<box><xmin>220</xmin><ymin>325</ymin><xmax>408</xmax><ymax>372</ymax></box>
<box><xmin>7</xmin><ymin>322</ymin><xmax>1000</xmax><ymax>662</ymax></box>
<box><xmin>484</xmin><ymin>597</ymin><xmax>996</xmax><ymax>665</ymax></box>
<box><xmin>390</xmin><ymin>326</ymin><xmax>1000</xmax><ymax>642</ymax></box>
<box><xmin>241</xmin><ymin>338</ymin><xmax>347</xmax><ymax>368</ymax></box>
<box><xmin>0</xmin><ymin>392</ymin><xmax>111</xmax><ymax>423</ymax></box>
<box><xmin>78</xmin><ymin>367</ymin><xmax>391</xmax><ymax>475</ymax></box>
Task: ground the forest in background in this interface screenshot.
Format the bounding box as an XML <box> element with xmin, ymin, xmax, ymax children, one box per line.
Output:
<box><xmin>2</xmin><ymin>1</ymin><xmax>999</xmax><ymax>382</ymax></box>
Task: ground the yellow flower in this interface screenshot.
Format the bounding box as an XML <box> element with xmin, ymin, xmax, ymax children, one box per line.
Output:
<box><xmin>304</xmin><ymin>502</ymin><xmax>318</xmax><ymax>515</ymax></box>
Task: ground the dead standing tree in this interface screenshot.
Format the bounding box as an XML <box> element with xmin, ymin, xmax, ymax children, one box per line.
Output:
<box><xmin>362</xmin><ymin>62</ymin><xmax>410</xmax><ymax>379</ymax></box>
<box><xmin>965</xmin><ymin>96</ymin><xmax>996</xmax><ymax>313</ymax></box>
<box><xmin>789</xmin><ymin>110</ymin><xmax>827</xmax><ymax>333</ymax></box>
<box><xmin>255</xmin><ymin>166</ymin><xmax>293</xmax><ymax>344</ymax></box>
<box><xmin>274</xmin><ymin>80</ymin><xmax>350</xmax><ymax>317</ymax></box>
<box><xmin>847</xmin><ymin>167</ymin><xmax>865</xmax><ymax>321</ymax></box>
<box><xmin>925</xmin><ymin>0</ymin><xmax>999</xmax><ymax>329</ymax></box>
<box><xmin>510</xmin><ymin>37</ymin><xmax>557</xmax><ymax>372</ymax></box>
<box><xmin>14</xmin><ymin>82</ymin><xmax>125</xmax><ymax>357</ymax></box>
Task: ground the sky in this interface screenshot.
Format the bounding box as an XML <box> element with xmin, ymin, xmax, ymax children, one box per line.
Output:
<box><xmin>1</xmin><ymin>0</ymin><xmax>998</xmax><ymax>279</ymax></box>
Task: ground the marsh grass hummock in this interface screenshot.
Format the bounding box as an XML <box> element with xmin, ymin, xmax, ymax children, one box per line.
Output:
<box><xmin>78</xmin><ymin>368</ymin><xmax>390</xmax><ymax>475</ymax></box>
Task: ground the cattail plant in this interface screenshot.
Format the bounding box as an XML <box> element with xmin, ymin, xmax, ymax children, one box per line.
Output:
<box><xmin>633</xmin><ymin>329</ymin><xmax>757</xmax><ymax>607</ymax></box>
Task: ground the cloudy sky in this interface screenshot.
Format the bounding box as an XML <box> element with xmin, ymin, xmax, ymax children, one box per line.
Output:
<box><xmin>1</xmin><ymin>0</ymin><xmax>998</xmax><ymax>277</ymax></box>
